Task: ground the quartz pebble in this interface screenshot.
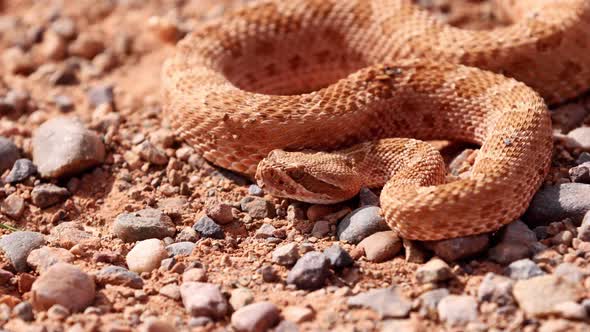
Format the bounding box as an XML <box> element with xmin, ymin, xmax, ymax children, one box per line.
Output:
<box><xmin>5</xmin><ymin>159</ymin><xmax>37</xmax><ymax>183</ymax></box>
<box><xmin>428</xmin><ymin>234</ymin><xmax>489</xmax><ymax>262</ymax></box>
<box><xmin>126</xmin><ymin>239</ymin><xmax>168</xmax><ymax>273</ymax></box>
<box><xmin>193</xmin><ymin>215</ymin><xmax>224</xmax><ymax>239</ymax></box>
<box><xmin>1</xmin><ymin>193</ymin><xmax>26</xmax><ymax>219</ymax></box>
<box><xmin>505</xmin><ymin>259</ymin><xmax>545</xmax><ymax>280</ymax></box>
<box><xmin>231</xmin><ymin>301</ymin><xmax>280</xmax><ymax>332</ymax></box>
<box><xmin>0</xmin><ymin>231</ymin><xmax>45</xmax><ymax>272</ymax></box>
<box><xmin>286</xmin><ymin>251</ymin><xmax>330</xmax><ymax>290</ymax></box>
<box><xmin>113</xmin><ymin>208</ymin><xmax>176</xmax><ymax>242</ymax></box>
<box><xmin>337</xmin><ymin>206</ymin><xmax>389</xmax><ymax>244</ymax></box>
<box><xmin>32</xmin><ymin>117</ymin><xmax>105</xmax><ymax>178</ymax></box>
<box><xmin>348</xmin><ymin>287</ymin><xmax>412</xmax><ymax>319</ymax></box>
<box><xmin>358</xmin><ymin>231</ymin><xmax>402</xmax><ymax>262</ymax></box>
<box><xmin>180</xmin><ymin>282</ymin><xmax>229</xmax><ymax>319</ymax></box>
<box><xmin>30</xmin><ymin>263</ymin><xmax>95</xmax><ymax>312</ymax></box>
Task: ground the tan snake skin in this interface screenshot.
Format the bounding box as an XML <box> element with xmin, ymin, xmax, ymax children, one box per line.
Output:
<box><xmin>162</xmin><ymin>0</ymin><xmax>590</xmax><ymax>240</ymax></box>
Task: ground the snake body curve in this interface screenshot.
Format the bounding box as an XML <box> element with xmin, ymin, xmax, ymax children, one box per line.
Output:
<box><xmin>162</xmin><ymin>0</ymin><xmax>590</xmax><ymax>240</ymax></box>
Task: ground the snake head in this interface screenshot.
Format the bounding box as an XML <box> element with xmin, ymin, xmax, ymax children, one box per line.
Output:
<box><xmin>255</xmin><ymin>149</ymin><xmax>362</xmax><ymax>204</ymax></box>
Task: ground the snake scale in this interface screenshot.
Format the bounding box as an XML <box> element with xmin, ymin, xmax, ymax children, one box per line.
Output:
<box><xmin>162</xmin><ymin>0</ymin><xmax>590</xmax><ymax>240</ymax></box>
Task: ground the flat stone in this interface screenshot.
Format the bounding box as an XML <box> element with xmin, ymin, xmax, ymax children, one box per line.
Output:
<box><xmin>31</xmin><ymin>184</ymin><xmax>70</xmax><ymax>208</ymax></box>
<box><xmin>95</xmin><ymin>266</ymin><xmax>143</xmax><ymax>289</ymax></box>
<box><xmin>113</xmin><ymin>208</ymin><xmax>176</xmax><ymax>242</ymax></box>
<box><xmin>183</xmin><ymin>268</ymin><xmax>207</xmax><ymax>283</ymax></box>
<box><xmin>427</xmin><ymin>234</ymin><xmax>490</xmax><ymax>262</ymax></box>
<box><xmin>193</xmin><ymin>215</ymin><xmax>224</xmax><ymax>239</ymax></box>
<box><xmin>477</xmin><ymin>273</ymin><xmax>514</xmax><ymax>306</ymax></box>
<box><xmin>323</xmin><ymin>244</ymin><xmax>354</xmax><ymax>269</ymax></box>
<box><xmin>166</xmin><ymin>242</ymin><xmax>195</xmax><ymax>257</ymax></box>
<box><xmin>180</xmin><ymin>282</ymin><xmax>228</xmax><ymax>319</ymax></box>
<box><xmin>271</xmin><ymin>243</ymin><xmax>299</xmax><ymax>266</ymax></box>
<box><xmin>31</xmin><ymin>263</ymin><xmax>95</xmax><ymax>312</ymax></box>
<box><xmin>348</xmin><ymin>287</ymin><xmax>412</xmax><ymax>319</ymax></box>
<box><xmin>0</xmin><ymin>231</ymin><xmax>45</xmax><ymax>272</ymax></box>
<box><xmin>523</xmin><ymin>183</ymin><xmax>590</xmax><ymax>226</ymax></box>
<box><xmin>0</xmin><ymin>137</ymin><xmax>19</xmax><ymax>173</ymax></box>
<box><xmin>126</xmin><ymin>239</ymin><xmax>168</xmax><ymax>273</ymax></box>
<box><xmin>48</xmin><ymin>222</ymin><xmax>93</xmax><ymax>249</ymax></box>
<box><xmin>254</xmin><ymin>223</ymin><xmax>276</xmax><ymax>239</ymax></box>
<box><xmin>286</xmin><ymin>251</ymin><xmax>330</xmax><ymax>290</ymax></box>
<box><xmin>32</xmin><ymin>117</ymin><xmax>105</xmax><ymax>178</ymax></box>
<box><xmin>231</xmin><ymin>301</ymin><xmax>280</xmax><ymax>332</ymax></box>
<box><xmin>4</xmin><ymin>159</ymin><xmax>37</xmax><ymax>183</ymax></box>
<box><xmin>337</xmin><ymin>206</ymin><xmax>390</xmax><ymax>244</ymax></box>
<box><xmin>513</xmin><ymin>275</ymin><xmax>584</xmax><ymax>316</ymax></box>
<box><xmin>240</xmin><ymin>197</ymin><xmax>275</xmax><ymax>219</ymax></box>
<box><xmin>505</xmin><ymin>259</ymin><xmax>545</xmax><ymax>280</ymax></box>
<box><xmin>358</xmin><ymin>231</ymin><xmax>402</xmax><ymax>262</ymax></box>
<box><xmin>415</xmin><ymin>258</ymin><xmax>453</xmax><ymax>284</ymax></box>
<box><xmin>437</xmin><ymin>295</ymin><xmax>478</xmax><ymax>326</ymax></box>
<box><xmin>26</xmin><ymin>246</ymin><xmax>74</xmax><ymax>273</ymax></box>
<box><xmin>1</xmin><ymin>193</ymin><xmax>25</xmax><ymax>219</ymax></box>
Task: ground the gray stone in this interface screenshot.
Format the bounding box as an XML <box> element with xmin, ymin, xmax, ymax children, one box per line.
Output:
<box><xmin>12</xmin><ymin>301</ymin><xmax>34</xmax><ymax>321</ymax></box>
<box><xmin>0</xmin><ymin>137</ymin><xmax>19</xmax><ymax>173</ymax></box>
<box><xmin>348</xmin><ymin>287</ymin><xmax>412</xmax><ymax>319</ymax></box>
<box><xmin>427</xmin><ymin>234</ymin><xmax>489</xmax><ymax>262</ymax></box>
<box><xmin>113</xmin><ymin>208</ymin><xmax>176</xmax><ymax>242</ymax></box>
<box><xmin>159</xmin><ymin>284</ymin><xmax>181</xmax><ymax>300</ymax></box>
<box><xmin>566</xmin><ymin>126</ymin><xmax>590</xmax><ymax>149</ymax></box>
<box><xmin>286</xmin><ymin>251</ymin><xmax>330</xmax><ymax>290</ymax></box>
<box><xmin>136</xmin><ymin>140</ymin><xmax>168</xmax><ymax>165</ymax></box>
<box><xmin>437</xmin><ymin>295</ymin><xmax>478</xmax><ymax>326</ymax></box>
<box><xmin>358</xmin><ymin>231</ymin><xmax>402</xmax><ymax>262</ymax></box>
<box><xmin>323</xmin><ymin>244</ymin><xmax>354</xmax><ymax>269</ymax></box>
<box><xmin>488</xmin><ymin>243</ymin><xmax>532</xmax><ymax>265</ymax></box>
<box><xmin>513</xmin><ymin>275</ymin><xmax>584</xmax><ymax>316</ymax></box>
<box><xmin>271</xmin><ymin>243</ymin><xmax>299</xmax><ymax>266</ymax></box>
<box><xmin>87</xmin><ymin>84</ymin><xmax>114</xmax><ymax>108</ymax></box>
<box><xmin>231</xmin><ymin>302</ymin><xmax>280</xmax><ymax>332</ymax></box>
<box><xmin>477</xmin><ymin>273</ymin><xmax>514</xmax><ymax>305</ymax></box>
<box><xmin>248</xmin><ymin>184</ymin><xmax>263</xmax><ymax>196</ymax></box>
<box><xmin>180</xmin><ymin>282</ymin><xmax>228</xmax><ymax>319</ymax></box>
<box><xmin>523</xmin><ymin>183</ymin><xmax>590</xmax><ymax>226</ymax></box>
<box><xmin>193</xmin><ymin>215</ymin><xmax>224</xmax><ymax>239</ymax></box>
<box><xmin>166</xmin><ymin>242</ymin><xmax>195</xmax><ymax>257</ymax></box>
<box><xmin>31</xmin><ymin>263</ymin><xmax>96</xmax><ymax>312</ymax></box>
<box><xmin>415</xmin><ymin>258</ymin><xmax>453</xmax><ymax>284</ymax></box>
<box><xmin>4</xmin><ymin>159</ymin><xmax>36</xmax><ymax>183</ymax></box>
<box><xmin>505</xmin><ymin>259</ymin><xmax>545</xmax><ymax>280</ymax></box>
<box><xmin>254</xmin><ymin>223</ymin><xmax>276</xmax><ymax>239</ymax></box>
<box><xmin>554</xmin><ymin>263</ymin><xmax>587</xmax><ymax>283</ymax></box>
<box><xmin>32</xmin><ymin>117</ymin><xmax>105</xmax><ymax>178</ymax></box>
<box><xmin>577</xmin><ymin>152</ymin><xmax>590</xmax><ymax>164</ymax></box>
<box><xmin>205</xmin><ymin>201</ymin><xmax>234</xmax><ymax>225</ymax></box>
<box><xmin>0</xmin><ymin>231</ymin><xmax>45</xmax><ymax>272</ymax></box>
<box><xmin>31</xmin><ymin>184</ymin><xmax>70</xmax><ymax>208</ymax></box>
<box><xmin>417</xmin><ymin>288</ymin><xmax>449</xmax><ymax>319</ymax></box>
<box><xmin>258</xmin><ymin>265</ymin><xmax>279</xmax><ymax>283</ymax></box>
<box><xmin>337</xmin><ymin>206</ymin><xmax>390</xmax><ymax>244</ymax></box>
<box><xmin>240</xmin><ymin>197</ymin><xmax>275</xmax><ymax>219</ymax></box>
<box><xmin>95</xmin><ymin>266</ymin><xmax>143</xmax><ymax>289</ymax></box>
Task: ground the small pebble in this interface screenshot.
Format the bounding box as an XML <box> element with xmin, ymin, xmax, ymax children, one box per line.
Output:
<box><xmin>337</xmin><ymin>206</ymin><xmax>389</xmax><ymax>244</ymax></box>
<box><xmin>30</xmin><ymin>263</ymin><xmax>95</xmax><ymax>312</ymax></box>
<box><xmin>577</xmin><ymin>211</ymin><xmax>590</xmax><ymax>241</ymax></box>
<box><xmin>31</xmin><ymin>184</ymin><xmax>70</xmax><ymax>208</ymax></box>
<box><xmin>126</xmin><ymin>239</ymin><xmax>168</xmax><ymax>273</ymax></box>
<box><xmin>183</xmin><ymin>268</ymin><xmax>207</xmax><ymax>283</ymax></box>
<box><xmin>477</xmin><ymin>273</ymin><xmax>514</xmax><ymax>306</ymax></box>
<box><xmin>415</xmin><ymin>258</ymin><xmax>453</xmax><ymax>284</ymax></box>
<box><xmin>231</xmin><ymin>301</ymin><xmax>280</xmax><ymax>332</ymax></box>
<box><xmin>271</xmin><ymin>243</ymin><xmax>300</xmax><ymax>266</ymax></box>
<box><xmin>4</xmin><ymin>159</ymin><xmax>37</xmax><ymax>183</ymax></box>
<box><xmin>95</xmin><ymin>266</ymin><xmax>143</xmax><ymax>289</ymax></box>
<box><xmin>323</xmin><ymin>244</ymin><xmax>354</xmax><ymax>269</ymax></box>
<box><xmin>139</xmin><ymin>319</ymin><xmax>177</xmax><ymax>332</ymax></box>
<box><xmin>254</xmin><ymin>223</ymin><xmax>277</xmax><ymax>239</ymax></box>
<box><xmin>193</xmin><ymin>215</ymin><xmax>224</xmax><ymax>239</ymax></box>
<box><xmin>87</xmin><ymin>85</ymin><xmax>114</xmax><ymax>108</ymax></box>
<box><xmin>417</xmin><ymin>288</ymin><xmax>449</xmax><ymax>319</ymax></box>
<box><xmin>159</xmin><ymin>284</ymin><xmax>181</xmax><ymax>300</ymax></box>
<box><xmin>12</xmin><ymin>301</ymin><xmax>34</xmax><ymax>321</ymax></box>
<box><xmin>1</xmin><ymin>193</ymin><xmax>26</xmax><ymax>219</ymax></box>
<box><xmin>205</xmin><ymin>201</ymin><xmax>234</xmax><ymax>225</ymax></box>
<box><xmin>437</xmin><ymin>295</ymin><xmax>478</xmax><ymax>326</ymax></box>
<box><xmin>248</xmin><ymin>184</ymin><xmax>264</xmax><ymax>196</ymax></box>
<box><xmin>283</xmin><ymin>306</ymin><xmax>314</xmax><ymax>323</ymax></box>
<box><xmin>358</xmin><ymin>231</ymin><xmax>402</xmax><ymax>262</ymax></box>
<box><xmin>113</xmin><ymin>208</ymin><xmax>176</xmax><ymax>242</ymax></box>
<box><xmin>311</xmin><ymin>220</ymin><xmax>331</xmax><ymax>238</ymax></box>
<box><xmin>0</xmin><ymin>231</ymin><xmax>45</xmax><ymax>272</ymax></box>
<box><xmin>180</xmin><ymin>282</ymin><xmax>228</xmax><ymax>319</ymax></box>
<box><xmin>166</xmin><ymin>242</ymin><xmax>196</xmax><ymax>257</ymax></box>
<box><xmin>427</xmin><ymin>234</ymin><xmax>489</xmax><ymax>262</ymax></box>
<box><xmin>48</xmin><ymin>222</ymin><xmax>93</xmax><ymax>249</ymax></box>
<box><xmin>553</xmin><ymin>263</ymin><xmax>586</xmax><ymax>283</ymax></box>
<box><xmin>505</xmin><ymin>259</ymin><xmax>545</xmax><ymax>280</ymax></box>
<box><xmin>286</xmin><ymin>251</ymin><xmax>330</xmax><ymax>290</ymax></box>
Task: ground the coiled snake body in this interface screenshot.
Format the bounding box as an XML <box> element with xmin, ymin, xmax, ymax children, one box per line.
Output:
<box><xmin>162</xmin><ymin>0</ymin><xmax>590</xmax><ymax>240</ymax></box>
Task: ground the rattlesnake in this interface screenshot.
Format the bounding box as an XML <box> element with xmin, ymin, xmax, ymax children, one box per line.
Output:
<box><xmin>162</xmin><ymin>0</ymin><xmax>590</xmax><ymax>240</ymax></box>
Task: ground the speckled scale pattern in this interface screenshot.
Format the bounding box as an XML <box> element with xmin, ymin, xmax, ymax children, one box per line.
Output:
<box><xmin>161</xmin><ymin>0</ymin><xmax>590</xmax><ymax>240</ymax></box>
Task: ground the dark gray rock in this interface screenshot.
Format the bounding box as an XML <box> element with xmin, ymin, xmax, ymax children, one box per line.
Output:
<box><xmin>5</xmin><ymin>159</ymin><xmax>36</xmax><ymax>183</ymax></box>
<box><xmin>323</xmin><ymin>244</ymin><xmax>354</xmax><ymax>269</ymax></box>
<box><xmin>427</xmin><ymin>234</ymin><xmax>489</xmax><ymax>262</ymax></box>
<box><xmin>523</xmin><ymin>183</ymin><xmax>590</xmax><ymax>226</ymax></box>
<box><xmin>505</xmin><ymin>259</ymin><xmax>545</xmax><ymax>280</ymax></box>
<box><xmin>0</xmin><ymin>231</ymin><xmax>45</xmax><ymax>271</ymax></box>
<box><xmin>337</xmin><ymin>206</ymin><xmax>389</xmax><ymax>244</ymax></box>
<box><xmin>193</xmin><ymin>215</ymin><xmax>224</xmax><ymax>239</ymax></box>
<box><xmin>95</xmin><ymin>266</ymin><xmax>143</xmax><ymax>289</ymax></box>
<box><xmin>348</xmin><ymin>287</ymin><xmax>412</xmax><ymax>319</ymax></box>
<box><xmin>240</xmin><ymin>196</ymin><xmax>275</xmax><ymax>219</ymax></box>
<box><xmin>286</xmin><ymin>251</ymin><xmax>330</xmax><ymax>290</ymax></box>
<box><xmin>166</xmin><ymin>242</ymin><xmax>196</xmax><ymax>257</ymax></box>
<box><xmin>113</xmin><ymin>208</ymin><xmax>176</xmax><ymax>242</ymax></box>
<box><xmin>31</xmin><ymin>184</ymin><xmax>70</xmax><ymax>208</ymax></box>
<box><xmin>0</xmin><ymin>137</ymin><xmax>19</xmax><ymax>173</ymax></box>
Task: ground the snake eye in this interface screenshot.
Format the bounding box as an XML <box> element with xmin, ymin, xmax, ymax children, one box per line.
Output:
<box><xmin>288</xmin><ymin>168</ymin><xmax>305</xmax><ymax>180</ymax></box>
